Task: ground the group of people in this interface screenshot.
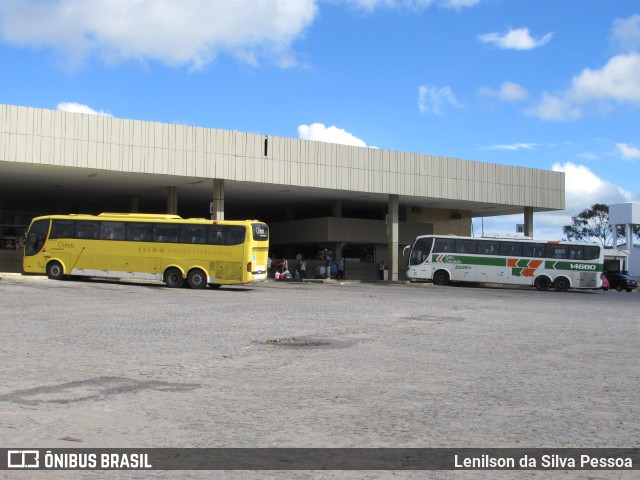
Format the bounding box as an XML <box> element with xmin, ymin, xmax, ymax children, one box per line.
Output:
<box><xmin>267</xmin><ymin>255</ymin><xmax>307</xmax><ymax>280</ymax></box>
<box><xmin>267</xmin><ymin>256</ymin><xmax>293</xmax><ymax>279</ymax></box>
<box><xmin>323</xmin><ymin>256</ymin><xmax>345</xmax><ymax>279</ymax></box>
<box><xmin>266</xmin><ymin>254</ymin><xmax>345</xmax><ymax>280</ymax></box>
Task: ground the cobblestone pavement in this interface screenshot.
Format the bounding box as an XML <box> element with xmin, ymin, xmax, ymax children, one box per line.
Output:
<box><xmin>0</xmin><ymin>274</ymin><xmax>638</xmax><ymax>479</ymax></box>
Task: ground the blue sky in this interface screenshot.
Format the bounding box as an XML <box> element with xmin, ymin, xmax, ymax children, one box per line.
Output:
<box><xmin>1</xmin><ymin>0</ymin><xmax>639</xmax><ymax>239</ymax></box>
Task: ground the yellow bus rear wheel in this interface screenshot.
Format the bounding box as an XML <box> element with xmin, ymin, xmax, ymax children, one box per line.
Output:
<box><xmin>187</xmin><ymin>269</ymin><xmax>207</xmax><ymax>289</ymax></box>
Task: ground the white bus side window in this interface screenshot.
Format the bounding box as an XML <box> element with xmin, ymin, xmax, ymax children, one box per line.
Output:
<box><xmin>478</xmin><ymin>241</ymin><xmax>499</xmax><ymax>255</ymax></box>
<box><xmin>569</xmin><ymin>246</ymin><xmax>584</xmax><ymax>260</ymax></box>
<box><xmin>584</xmin><ymin>246</ymin><xmax>600</xmax><ymax>260</ymax></box>
<box><xmin>434</xmin><ymin>238</ymin><xmax>454</xmax><ymax>253</ymax></box>
<box><xmin>546</xmin><ymin>245</ymin><xmax>567</xmax><ymax>259</ymax></box>
<box><xmin>499</xmin><ymin>242</ymin><xmax>522</xmax><ymax>256</ymax></box>
<box><xmin>455</xmin><ymin>239</ymin><xmax>477</xmax><ymax>254</ymax></box>
<box><xmin>523</xmin><ymin>243</ymin><xmax>546</xmax><ymax>258</ymax></box>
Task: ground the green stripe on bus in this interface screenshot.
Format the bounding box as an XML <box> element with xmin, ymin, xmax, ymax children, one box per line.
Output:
<box><xmin>545</xmin><ymin>260</ymin><xmax>603</xmax><ymax>272</ymax></box>
<box><xmin>432</xmin><ymin>255</ymin><xmax>603</xmax><ymax>273</ymax></box>
<box><xmin>432</xmin><ymin>254</ymin><xmax>505</xmax><ymax>267</ymax></box>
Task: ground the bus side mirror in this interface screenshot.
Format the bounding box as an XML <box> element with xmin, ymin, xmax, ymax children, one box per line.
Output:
<box><xmin>402</xmin><ymin>245</ymin><xmax>411</xmax><ymax>256</ymax></box>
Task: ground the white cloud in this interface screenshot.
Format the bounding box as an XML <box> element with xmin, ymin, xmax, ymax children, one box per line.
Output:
<box><xmin>498</xmin><ymin>81</ymin><xmax>529</xmax><ymax>101</ymax></box>
<box><xmin>472</xmin><ymin>213</ymin><xmax>568</xmax><ymax>241</ymax></box>
<box><xmin>343</xmin><ymin>0</ymin><xmax>431</xmax><ymax>10</ymax></box>
<box><xmin>484</xmin><ymin>143</ymin><xmax>536</xmax><ymax>151</ymax></box>
<box><xmin>56</xmin><ymin>102</ymin><xmax>112</xmax><ymax>116</ymax></box>
<box><xmin>478</xmin><ymin>27</ymin><xmax>553</xmax><ymax>50</ymax></box>
<box><xmin>525</xmin><ymin>92</ymin><xmax>582</xmax><ymax>121</ymax></box>
<box><xmin>418</xmin><ymin>84</ymin><xmax>462</xmax><ymax>115</ymax></box>
<box><xmin>0</xmin><ymin>0</ymin><xmax>483</xmax><ymax>70</ymax></box>
<box><xmin>340</xmin><ymin>0</ymin><xmax>479</xmax><ymax>11</ymax></box>
<box><xmin>526</xmin><ymin>17</ymin><xmax>640</xmax><ymax>121</ymax></box>
<box><xmin>612</xmin><ymin>14</ymin><xmax>640</xmax><ymax>52</ymax></box>
<box><xmin>569</xmin><ymin>53</ymin><xmax>640</xmax><ymax>104</ymax></box>
<box><xmin>475</xmin><ymin>162</ymin><xmax>634</xmax><ymax>240</ymax></box>
<box><xmin>578</xmin><ymin>151</ymin><xmax>599</xmax><ymax>161</ymax></box>
<box><xmin>443</xmin><ymin>0</ymin><xmax>480</xmax><ymax>8</ymax></box>
<box><xmin>0</xmin><ymin>0</ymin><xmax>318</xmax><ymax>70</ymax></box>
<box><xmin>616</xmin><ymin>143</ymin><xmax>640</xmax><ymax>161</ymax></box>
<box><xmin>298</xmin><ymin>123</ymin><xmax>368</xmax><ymax>147</ymax></box>
<box><xmin>552</xmin><ymin>161</ymin><xmax>632</xmax><ymax>212</ymax></box>
<box><xmin>479</xmin><ymin>81</ymin><xmax>529</xmax><ymax>102</ymax></box>
<box><xmin>527</xmin><ymin>52</ymin><xmax>640</xmax><ymax>121</ymax></box>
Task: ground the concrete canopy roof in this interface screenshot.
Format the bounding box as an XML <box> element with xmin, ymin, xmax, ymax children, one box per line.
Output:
<box><xmin>0</xmin><ymin>104</ymin><xmax>564</xmax><ymax>220</ymax></box>
<box><xmin>0</xmin><ymin>161</ymin><xmax>554</xmax><ymax>219</ymax></box>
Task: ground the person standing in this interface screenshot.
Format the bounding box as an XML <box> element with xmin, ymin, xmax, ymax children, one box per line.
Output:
<box><xmin>379</xmin><ymin>260</ymin><xmax>385</xmax><ymax>280</ymax></box>
<box><xmin>298</xmin><ymin>258</ymin><xmax>307</xmax><ymax>281</ymax></box>
<box><xmin>325</xmin><ymin>256</ymin><xmax>332</xmax><ymax>279</ymax></box>
<box><xmin>330</xmin><ymin>260</ymin><xmax>337</xmax><ymax>278</ymax></box>
<box><xmin>267</xmin><ymin>255</ymin><xmax>273</xmax><ymax>278</ymax></box>
<box><xmin>337</xmin><ymin>258</ymin><xmax>345</xmax><ymax>279</ymax></box>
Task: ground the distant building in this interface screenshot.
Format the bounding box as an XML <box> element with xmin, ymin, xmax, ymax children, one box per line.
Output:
<box><xmin>612</xmin><ymin>243</ymin><xmax>640</xmax><ymax>277</ymax></box>
<box><xmin>609</xmin><ymin>202</ymin><xmax>640</xmax><ymax>277</ymax></box>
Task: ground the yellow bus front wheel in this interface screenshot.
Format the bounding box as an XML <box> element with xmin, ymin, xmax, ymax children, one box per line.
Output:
<box><xmin>46</xmin><ymin>261</ymin><xmax>65</xmax><ymax>280</ymax></box>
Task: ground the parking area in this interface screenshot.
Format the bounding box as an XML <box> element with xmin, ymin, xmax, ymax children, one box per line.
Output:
<box><xmin>0</xmin><ymin>275</ymin><xmax>638</xmax><ymax>479</ymax></box>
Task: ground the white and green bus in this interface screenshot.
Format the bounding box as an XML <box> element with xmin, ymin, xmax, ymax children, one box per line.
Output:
<box><xmin>404</xmin><ymin>235</ymin><xmax>604</xmax><ymax>291</ymax></box>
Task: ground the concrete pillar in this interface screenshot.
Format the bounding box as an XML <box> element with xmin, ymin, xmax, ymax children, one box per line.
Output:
<box><xmin>211</xmin><ymin>179</ymin><xmax>225</xmax><ymax>220</ymax></box>
<box><xmin>626</xmin><ymin>223</ymin><xmax>633</xmax><ymax>252</ymax></box>
<box><xmin>332</xmin><ymin>200</ymin><xmax>343</xmax><ymax>267</ymax></box>
<box><xmin>524</xmin><ymin>207</ymin><xmax>534</xmax><ymax>238</ymax></box>
<box><xmin>167</xmin><ymin>187</ymin><xmax>178</xmax><ymax>215</ymax></box>
<box><xmin>388</xmin><ymin>194</ymin><xmax>399</xmax><ymax>282</ymax></box>
<box><xmin>129</xmin><ymin>195</ymin><xmax>139</xmax><ymax>213</ymax></box>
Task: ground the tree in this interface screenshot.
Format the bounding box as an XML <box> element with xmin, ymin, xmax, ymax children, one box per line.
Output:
<box><xmin>563</xmin><ymin>203</ymin><xmax>640</xmax><ymax>246</ymax></box>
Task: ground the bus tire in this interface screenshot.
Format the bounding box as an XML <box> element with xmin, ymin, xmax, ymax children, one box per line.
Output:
<box><xmin>164</xmin><ymin>268</ymin><xmax>184</xmax><ymax>288</ymax></box>
<box><xmin>433</xmin><ymin>270</ymin><xmax>450</xmax><ymax>286</ymax></box>
<box><xmin>187</xmin><ymin>269</ymin><xmax>207</xmax><ymax>289</ymax></box>
<box><xmin>554</xmin><ymin>276</ymin><xmax>570</xmax><ymax>292</ymax></box>
<box><xmin>534</xmin><ymin>276</ymin><xmax>551</xmax><ymax>291</ymax></box>
<box><xmin>46</xmin><ymin>260</ymin><xmax>65</xmax><ymax>280</ymax></box>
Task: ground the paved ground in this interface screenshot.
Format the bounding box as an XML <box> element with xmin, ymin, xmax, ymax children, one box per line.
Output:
<box><xmin>0</xmin><ymin>274</ymin><xmax>638</xmax><ymax>479</ymax></box>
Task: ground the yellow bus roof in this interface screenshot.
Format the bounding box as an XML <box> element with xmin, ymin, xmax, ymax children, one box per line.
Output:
<box><xmin>32</xmin><ymin>213</ymin><xmax>265</xmax><ymax>225</ymax></box>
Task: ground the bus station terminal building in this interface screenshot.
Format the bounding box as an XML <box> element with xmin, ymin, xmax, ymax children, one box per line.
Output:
<box><xmin>0</xmin><ymin>104</ymin><xmax>565</xmax><ymax>280</ymax></box>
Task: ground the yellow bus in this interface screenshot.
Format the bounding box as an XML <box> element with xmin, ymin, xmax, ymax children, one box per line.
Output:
<box><xmin>23</xmin><ymin>213</ymin><xmax>269</xmax><ymax>288</ymax></box>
